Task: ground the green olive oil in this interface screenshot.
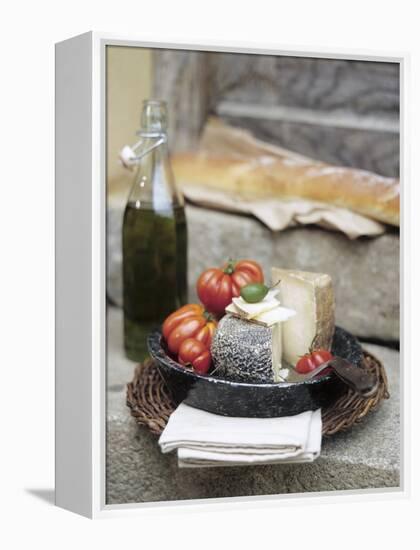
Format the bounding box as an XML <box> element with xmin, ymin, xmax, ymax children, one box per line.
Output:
<box><xmin>122</xmin><ymin>203</ymin><xmax>187</xmax><ymax>361</ymax></box>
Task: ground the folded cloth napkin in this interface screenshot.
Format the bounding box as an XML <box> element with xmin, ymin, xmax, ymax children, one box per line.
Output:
<box><xmin>158</xmin><ymin>404</ymin><xmax>322</xmax><ymax>468</ymax></box>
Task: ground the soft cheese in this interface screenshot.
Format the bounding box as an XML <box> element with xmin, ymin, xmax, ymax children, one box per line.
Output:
<box><xmin>232</xmin><ymin>289</ymin><xmax>280</xmax><ymax>319</ymax></box>
<box><xmin>255</xmin><ymin>306</ymin><xmax>296</xmax><ymax>327</ymax></box>
<box><xmin>211</xmin><ymin>314</ymin><xmax>284</xmax><ymax>383</ymax></box>
<box><xmin>271</xmin><ymin>267</ymin><xmax>335</xmax><ymax>367</ymax></box>
<box><xmin>226</xmin><ymin>302</ymin><xmax>296</xmax><ymax>327</ymax></box>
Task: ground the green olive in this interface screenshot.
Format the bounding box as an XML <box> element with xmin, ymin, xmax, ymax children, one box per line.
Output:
<box><xmin>240</xmin><ymin>283</ymin><xmax>270</xmax><ymax>303</ymax></box>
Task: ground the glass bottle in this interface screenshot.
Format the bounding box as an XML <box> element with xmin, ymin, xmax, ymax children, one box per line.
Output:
<box><xmin>122</xmin><ymin>100</ymin><xmax>187</xmax><ymax>361</ymax></box>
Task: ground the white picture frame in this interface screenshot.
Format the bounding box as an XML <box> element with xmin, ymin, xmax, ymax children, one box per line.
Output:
<box><xmin>55</xmin><ymin>31</ymin><xmax>408</xmax><ymax>519</ymax></box>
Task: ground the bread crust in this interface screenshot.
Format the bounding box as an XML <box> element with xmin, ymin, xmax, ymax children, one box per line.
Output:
<box><xmin>172</xmin><ymin>153</ymin><xmax>400</xmax><ymax>226</ymax></box>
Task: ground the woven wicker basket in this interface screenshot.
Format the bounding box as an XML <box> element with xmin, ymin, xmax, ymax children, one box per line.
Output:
<box><xmin>127</xmin><ymin>350</ymin><xmax>389</xmax><ymax>436</ymax></box>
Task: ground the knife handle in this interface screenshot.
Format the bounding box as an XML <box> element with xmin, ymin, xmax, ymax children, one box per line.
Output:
<box><xmin>328</xmin><ymin>357</ymin><xmax>378</xmax><ymax>397</ymax></box>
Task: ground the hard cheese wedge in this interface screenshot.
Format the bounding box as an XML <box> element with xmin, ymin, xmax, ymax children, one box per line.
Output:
<box><xmin>271</xmin><ymin>267</ymin><xmax>335</xmax><ymax>366</ymax></box>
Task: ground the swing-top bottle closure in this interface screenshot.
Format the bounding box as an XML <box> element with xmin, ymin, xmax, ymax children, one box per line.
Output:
<box><xmin>119</xmin><ymin>99</ymin><xmax>169</xmax><ymax>168</ymax></box>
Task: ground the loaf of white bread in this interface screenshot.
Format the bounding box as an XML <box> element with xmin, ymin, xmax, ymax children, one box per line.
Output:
<box><xmin>172</xmin><ymin>119</ymin><xmax>399</xmax><ymax>227</ymax></box>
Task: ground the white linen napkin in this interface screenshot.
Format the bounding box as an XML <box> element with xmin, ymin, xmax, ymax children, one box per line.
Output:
<box><xmin>158</xmin><ymin>404</ymin><xmax>322</xmax><ymax>468</ymax></box>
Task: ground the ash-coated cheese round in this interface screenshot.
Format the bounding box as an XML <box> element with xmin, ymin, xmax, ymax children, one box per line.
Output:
<box><xmin>211</xmin><ymin>314</ymin><xmax>276</xmax><ymax>383</ymax></box>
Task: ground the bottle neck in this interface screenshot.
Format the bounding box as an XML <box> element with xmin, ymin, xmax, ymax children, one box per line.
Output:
<box><xmin>127</xmin><ymin>132</ymin><xmax>183</xmax><ymax>212</ymax></box>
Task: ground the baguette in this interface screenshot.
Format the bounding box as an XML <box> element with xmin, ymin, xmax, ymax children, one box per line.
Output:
<box><xmin>172</xmin><ymin>152</ymin><xmax>400</xmax><ymax>226</ymax></box>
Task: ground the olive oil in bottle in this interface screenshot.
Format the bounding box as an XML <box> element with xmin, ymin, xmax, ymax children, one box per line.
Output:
<box><xmin>122</xmin><ymin>100</ymin><xmax>187</xmax><ymax>361</ymax></box>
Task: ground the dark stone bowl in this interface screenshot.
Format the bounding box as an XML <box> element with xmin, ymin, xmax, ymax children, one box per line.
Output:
<box><xmin>147</xmin><ymin>326</ymin><xmax>364</xmax><ymax>418</ymax></box>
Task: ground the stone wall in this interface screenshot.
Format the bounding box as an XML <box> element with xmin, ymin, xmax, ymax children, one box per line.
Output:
<box><xmin>153</xmin><ymin>50</ymin><xmax>399</xmax><ymax>177</ymax></box>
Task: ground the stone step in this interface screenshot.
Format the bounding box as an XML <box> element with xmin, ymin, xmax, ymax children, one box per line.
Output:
<box><xmin>107</xmin><ymin>200</ymin><xmax>399</xmax><ymax>342</ymax></box>
<box><xmin>106</xmin><ymin>306</ymin><xmax>399</xmax><ymax>505</ymax></box>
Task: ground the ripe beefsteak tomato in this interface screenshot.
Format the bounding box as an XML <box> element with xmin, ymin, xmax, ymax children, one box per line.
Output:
<box><xmin>178</xmin><ymin>338</ymin><xmax>212</xmax><ymax>375</ymax></box>
<box><xmin>162</xmin><ymin>304</ymin><xmax>217</xmax><ymax>355</ymax></box>
<box><xmin>196</xmin><ymin>259</ymin><xmax>264</xmax><ymax>316</ymax></box>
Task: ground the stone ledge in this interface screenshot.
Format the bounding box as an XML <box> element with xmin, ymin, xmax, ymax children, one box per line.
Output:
<box><xmin>106</xmin><ymin>306</ymin><xmax>400</xmax><ymax>505</ymax></box>
<box><xmin>107</xmin><ymin>407</ymin><xmax>399</xmax><ymax>504</ymax></box>
<box><xmin>107</xmin><ymin>201</ymin><xmax>399</xmax><ymax>342</ymax></box>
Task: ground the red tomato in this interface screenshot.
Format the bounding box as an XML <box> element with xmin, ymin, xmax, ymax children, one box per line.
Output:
<box><xmin>162</xmin><ymin>304</ymin><xmax>217</xmax><ymax>355</ymax></box>
<box><xmin>178</xmin><ymin>338</ymin><xmax>212</xmax><ymax>375</ymax></box>
<box><xmin>295</xmin><ymin>349</ymin><xmax>333</xmax><ymax>374</ymax></box>
<box><xmin>197</xmin><ymin>259</ymin><xmax>264</xmax><ymax>316</ymax></box>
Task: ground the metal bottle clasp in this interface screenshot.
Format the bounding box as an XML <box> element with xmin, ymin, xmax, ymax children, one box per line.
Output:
<box><xmin>119</xmin><ymin>134</ymin><xmax>167</xmax><ymax>169</ymax></box>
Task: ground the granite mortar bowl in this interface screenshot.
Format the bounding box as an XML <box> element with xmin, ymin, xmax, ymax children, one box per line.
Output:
<box><xmin>147</xmin><ymin>326</ymin><xmax>364</xmax><ymax>418</ymax></box>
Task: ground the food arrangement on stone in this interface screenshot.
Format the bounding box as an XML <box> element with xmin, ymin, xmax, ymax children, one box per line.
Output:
<box><xmin>161</xmin><ymin>258</ymin><xmax>340</xmax><ymax>384</ymax></box>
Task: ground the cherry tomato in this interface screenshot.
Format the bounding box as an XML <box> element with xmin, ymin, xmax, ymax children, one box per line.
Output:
<box><xmin>162</xmin><ymin>304</ymin><xmax>217</xmax><ymax>355</ymax></box>
<box><xmin>295</xmin><ymin>349</ymin><xmax>333</xmax><ymax>374</ymax></box>
<box><xmin>197</xmin><ymin>259</ymin><xmax>264</xmax><ymax>317</ymax></box>
<box><xmin>296</xmin><ymin>355</ymin><xmax>316</xmax><ymax>374</ymax></box>
<box><xmin>178</xmin><ymin>338</ymin><xmax>212</xmax><ymax>375</ymax></box>
<box><xmin>311</xmin><ymin>350</ymin><xmax>333</xmax><ymax>366</ymax></box>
